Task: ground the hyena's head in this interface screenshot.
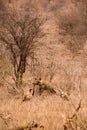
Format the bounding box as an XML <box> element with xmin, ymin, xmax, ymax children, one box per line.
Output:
<box><xmin>33</xmin><ymin>78</ymin><xmax>41</xmax><ymax>85</ymax></box>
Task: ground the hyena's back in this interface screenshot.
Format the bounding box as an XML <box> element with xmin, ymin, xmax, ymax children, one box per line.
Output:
<box><xmin>38</xmin><ymin>80</ymin><xmax>57</xmax><ymax>94</ymax></box>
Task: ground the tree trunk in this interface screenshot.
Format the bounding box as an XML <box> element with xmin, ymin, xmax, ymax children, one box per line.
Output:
<box><xmin>15</xmin><ymin>71</ymin><xmax>23</xmax><ymax>88</ymax></box>
<box><xmin>15</xmin><ymin>55</ymin><xmax>26</xmax><ymax>87</ymax></box>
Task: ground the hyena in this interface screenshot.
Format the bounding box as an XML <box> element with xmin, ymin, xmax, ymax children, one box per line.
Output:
<box><xmin>22</xmin><ymin>89</ymin><xmax>33</xmax><ymax>102</ymax></box>
<box><xmin>33</xmin><ymin>78</ymin><xmax>57</xmax><ymax>95</ymax></box>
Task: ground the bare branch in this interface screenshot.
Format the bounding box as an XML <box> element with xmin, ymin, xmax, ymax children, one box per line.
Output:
<box><xmin>0</xmin><ymin>8</ymin><xmax>44</xmax><ymax>87</ymax></box>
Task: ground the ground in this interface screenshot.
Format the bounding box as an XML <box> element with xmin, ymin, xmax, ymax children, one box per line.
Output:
<box><xmin>0</xmin><ymin>0</ymin><xmax>87</xmax><ymax>130</ymax></box>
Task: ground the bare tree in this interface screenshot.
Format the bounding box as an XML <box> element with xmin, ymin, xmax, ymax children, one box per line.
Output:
<box><xmin>0</xmin><ymin>9</ymin><xmax>43</xmax><ymax>87</ymax></box>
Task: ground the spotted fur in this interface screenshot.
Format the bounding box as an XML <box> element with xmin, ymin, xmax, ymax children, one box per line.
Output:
<box><xmin>33</xmin><ymin>78</ymin><xmax>57</xmax><ymax>95</ymax></box>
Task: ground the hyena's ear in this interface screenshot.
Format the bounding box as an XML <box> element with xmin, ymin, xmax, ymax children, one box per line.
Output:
<box><xmin>39</xmin><ymin>78</ymin><xmax>41</xmax><ymax>80</ymax></box>
<box><xmin>35</xmin><ymin>78</ymin><xmax>37</xmax><ymax>80</ymax></box>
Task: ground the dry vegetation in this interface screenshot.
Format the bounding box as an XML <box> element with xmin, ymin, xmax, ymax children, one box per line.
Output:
<box><xmin>0</xmin><ymin>0</ymin><xmax>87</xmax><ymax>130</ymax></box>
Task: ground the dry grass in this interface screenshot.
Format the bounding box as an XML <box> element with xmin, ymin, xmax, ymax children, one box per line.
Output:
<box><xmin>0</xmin><ymin>0</ymin><xmax>87</xmax><ymax>130</ymax></box>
